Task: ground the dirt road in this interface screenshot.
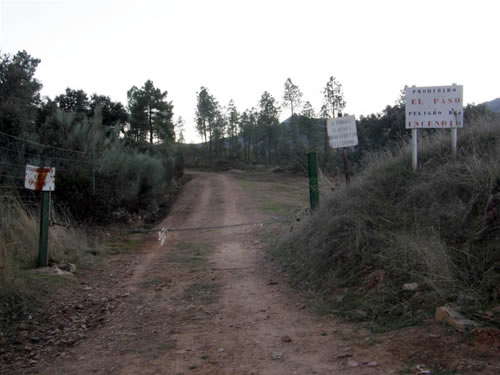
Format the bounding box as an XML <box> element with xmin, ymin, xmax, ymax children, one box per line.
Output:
<box><xmin>34</xmin><ymin>172</ymin><xmax>403</xmax><ymax>375</ymax></box>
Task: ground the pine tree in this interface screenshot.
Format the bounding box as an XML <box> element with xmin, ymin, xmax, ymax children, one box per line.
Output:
<box><xmin>127</xmin><ymin>80</ymin><xmax>174</xmax><ymax>144</ymax></box>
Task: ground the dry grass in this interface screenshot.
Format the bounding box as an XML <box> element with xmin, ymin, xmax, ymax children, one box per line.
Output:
<box><xmin>233</xmin><ymin>170</ymin><xmax>310</xmax><ymax>216</ymax></box>
<box><xmin>0</xmin><ymin>193</ymin><xmax>100</xmax><ymax>322</ymax></box>
<box><xmin>0</xmin><ymin>195</ymin><xmax>96</xmax><ymax>271</ymax></box>
<box><xmin>272</xmin><ymin>116</ymin><xmax>500</xmax><ymax>329</ymax></box>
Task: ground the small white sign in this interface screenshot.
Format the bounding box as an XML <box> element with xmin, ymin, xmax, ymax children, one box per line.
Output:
<box><xmin>327</xmin><ymin>115</ymin><xmax>358</xmax><ymax>149</ymax></box>
<box><xmin>24</xmin><ymin>165</ymin><xmax>56</xmax><ymax>191</ymax></box>
<box><xmin>406</xmin><ymin>85</ymin><xmax>463</xmax><ymax>128</ymax></box>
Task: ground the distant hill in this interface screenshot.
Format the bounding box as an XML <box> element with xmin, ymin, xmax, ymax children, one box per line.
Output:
<box><xmin>483</xmin><ymin>98</ymin><xmax>500</xmax><ymax>113</ymax></box>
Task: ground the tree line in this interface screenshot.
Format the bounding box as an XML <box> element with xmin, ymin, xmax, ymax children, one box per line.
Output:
<box><xmin>0</xmin><ymin>50</ymin><xmax>182</xmax><ymax>222</ymax></box>
<box><xmin>188</xmin><ymin>78</ymin><xmax>494</xmax><ymax>173</ymax></box>
<box><xmin>190</xmin><ymin>77</ymin><xmax>347</xmax><ymax>170</ymax></box>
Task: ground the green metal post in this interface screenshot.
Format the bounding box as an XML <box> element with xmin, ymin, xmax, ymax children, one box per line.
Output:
<box><xmin>308</xmin><ymin>151</ymin><xmax>319</xmax><ymax>211</ymax></box>
<box><xmin>92</xmin><ymin>150</ymin><xmax>96</xmax><ymax>195</ymax></box>
<box><xmin>39</xmin><ymin>191</ymin><xmax>50</xmax><ymax>267</ymax></box>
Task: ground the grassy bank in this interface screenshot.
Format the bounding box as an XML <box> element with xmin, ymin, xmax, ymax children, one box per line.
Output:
<box><xmin>271</xmin><ymin>117</ymin><xmax>500</xmax><ymax>330</ymax></box>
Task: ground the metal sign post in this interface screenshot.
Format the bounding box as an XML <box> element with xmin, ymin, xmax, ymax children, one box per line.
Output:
<box><xmin>451</xmin><ymin>127</ymin><xmax>458</xmax><ymax>158</ymax></box>
<box><xmin>412</xmin><ymin>128</ymin><xmax>418</xmax><ymax>171</ymax></box>
<box><xmin>39</xmin><ymin>191</ymin><xmax>50</xmax><ymax>267</ymax></box>
<box><xmin>24</xmin><ymin>165</ymin><xmax>56</xmax><ymax>267</ymax></box>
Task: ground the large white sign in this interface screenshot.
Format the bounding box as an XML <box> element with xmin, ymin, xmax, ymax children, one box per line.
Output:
<box><xmin>327</xmin><ymin>115</ymin><xmax>358</xmax><ymax>149</ymax></box>
<box><xmin>24</xmin><ymin>165</ymin><xmax>56</xmax><ymax>191</ymax></box>
<box><xmin>406</xmin><ymin>85</ymin><xmax>463</xmax><ymax>129</ymax></box>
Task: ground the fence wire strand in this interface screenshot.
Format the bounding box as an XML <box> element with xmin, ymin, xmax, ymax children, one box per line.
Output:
<box><xmin>0</xmin><ymin>130</ymin><xmax>88</xmax><ymax>155</ymax></box>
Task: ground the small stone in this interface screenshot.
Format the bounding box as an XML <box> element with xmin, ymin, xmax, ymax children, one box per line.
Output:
<box><xmin>354</xmin><ymin>309</ymin><xmax>367</xmax><ymax>319</ymax></box>
<box><xmin>365</xmin><ymin>361</ymin><xmax>379</xmax><ymax>367</ymax></box>
<box><xmin>271</xmin><ymin>351</ymin><xmax>283</xmax><ymax>360</ymax></box>
<box><xmin>217</xmin><ymin>348</ymin><xmax>225</xmax><ymax>352</ymax></box>
<box><xmin>281</xmin><ymin>335</ymin><xmax>292</xmax><ymax>343</ymax></box>
<box><xmin>416</xmin><ymin>364</ymin><xmax>431</xmax><ymax>374</ymax></box>
<box><xmin>435</xmin><ymin>305</ymin><xmax>478</xmax><ymax>330</ymax></box>
<box><xmin>67</xmin><ymin>263</ymin><xmax>77</xmax><ymax>273</ymax></box>
<box><xmin>347</xmin><ymin>358</ymin><xmax>359</xmax><ymax>367</ymax></box>
<box><xmin>403</xmin><ymin>282</ymin><xmax>419</xmax><ymax>291</ymax></box>
<box><xmin>337</xmin><ymin>352</ymin><xmax>352</xmax><ymax>359</ymax></box>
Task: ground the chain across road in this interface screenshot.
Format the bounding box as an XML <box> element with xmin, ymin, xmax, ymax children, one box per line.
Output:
<box><xmin>48</xmin><ymin>212</ymin><xmax>309</xmax><ymax>248</ymax></box>
<box><xmin>148</xmin><ymin>216</ymin><xmax>300</xmax><ymax>247</ymax></box>
<box><xmin>130</xmin><ymin>215</ymin><xmax>297</xmax><ymax>234</ymax></box>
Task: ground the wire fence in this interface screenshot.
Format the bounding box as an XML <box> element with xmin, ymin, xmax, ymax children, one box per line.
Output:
<box><xmin>0</xmin><ymin>161</ymin><xmax>27</xmax><ymax>168</ymax></box>
<box><xmin>0</xmin><ymin>129</ymin><xmax>99</xmax><ymax>197</ymax></box>
<box><xmin>0</xmin><ymin>145</ymin><xmax>93</xmax><ymax>165</ymax></box>
<box><xmin>0</xmin><ymin>130</ymin><xmax>89</xmax><ymax>155</ymax></box>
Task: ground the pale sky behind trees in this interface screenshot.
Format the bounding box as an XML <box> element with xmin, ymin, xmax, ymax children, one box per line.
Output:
<box><xmin>1</xmin><ymin>0</ymin><xmax>499</xmax><ymax>142</ymax></box>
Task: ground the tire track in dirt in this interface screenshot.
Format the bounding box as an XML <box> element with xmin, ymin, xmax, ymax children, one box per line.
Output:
<box><xmin>199</xmin><ymin>174</ymin><xmax>403</xmax><ymax>375</ymax></box>
<box><xmin>127</xmin><ymin>173</ymin><xmax>213</xmax><ymax>292</ymax></box>
<box><xmin>31</xmin><ymin>172</ymin><xmax>404</xmax><ymax>375</ymax></box>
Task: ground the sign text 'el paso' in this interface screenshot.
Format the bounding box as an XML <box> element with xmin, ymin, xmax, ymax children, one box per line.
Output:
<box><xmin>406</xmin><ymin>85</ymin><xmax>463</xmax><ymax>129</ymax></box>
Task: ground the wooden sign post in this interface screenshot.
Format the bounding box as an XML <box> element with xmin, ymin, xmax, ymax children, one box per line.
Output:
<box><xmin>24</xmin><ymin>165</ymin><xmax>56</xmax><ymax>267</ymax></box>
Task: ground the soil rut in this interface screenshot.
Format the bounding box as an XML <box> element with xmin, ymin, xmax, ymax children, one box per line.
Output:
<box><xmin>34</xmin><ymin>172</ymin><xmax>403</xmax><ymax>375</ymax></box>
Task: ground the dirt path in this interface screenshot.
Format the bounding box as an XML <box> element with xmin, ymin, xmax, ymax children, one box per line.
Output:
<box><xmin>33</xmin><ymin>172</ymin><xmax>404</xmax><ymax>375</ymax></box>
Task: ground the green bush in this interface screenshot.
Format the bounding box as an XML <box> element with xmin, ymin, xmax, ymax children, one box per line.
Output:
<box><xmin>0</xmin><ymin>109</ymin><xmax>182</xmax><ymax>222</ymax></box>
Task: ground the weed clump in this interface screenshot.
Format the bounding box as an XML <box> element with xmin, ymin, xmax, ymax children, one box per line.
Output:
<box><xmin>272</xmin><ymin>116</ymin><xmax>500</xmax><ymax>330</ymax></box>
<box><xmin>0</xmin><ymin>193</ymin><xmax>99</xmax><ymax>324</ymax></box>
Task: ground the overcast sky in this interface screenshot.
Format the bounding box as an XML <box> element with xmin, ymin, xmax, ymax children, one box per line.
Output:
<box><xmin>1</xmin><ymin>0</ymin><xmax>499</xmax><ymax>142</ymax></box>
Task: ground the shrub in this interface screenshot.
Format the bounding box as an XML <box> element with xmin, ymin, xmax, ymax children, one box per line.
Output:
<box><xmin>272</xmin><ymin>116</ymin><xmax>500</xmax><ymax>328</ymax></box>
<box><xmin>1</xmin><ymin>109</ymin><xmax>182</xmax><ymax>222</ymax></box>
